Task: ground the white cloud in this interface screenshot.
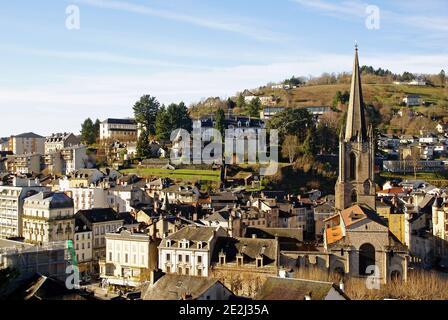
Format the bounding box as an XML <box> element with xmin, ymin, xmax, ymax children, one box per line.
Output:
<box><xmin>75</xmin><ymin>0</ymin><xmax>286</xmax><ymax>42</ymax></box>
<box><xmin>292</xmin><ymin>0</ymin><xmax>448</xmax><ymax>33</ymax></box>
<box><xmin>1</xmin><ymin>51</ymin><xmax>447</xmax><ymax>135</ymax></box>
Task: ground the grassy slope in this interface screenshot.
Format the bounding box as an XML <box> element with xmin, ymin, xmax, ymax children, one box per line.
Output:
<box><xmin>264</xmin><ymin>83</ymin><xmax>447</xmax><ymax>108</ymax></box>
<box><xmin>121</xmin><ymin>168</ymin><xmax>221</xmax><ymax>182</ymax></box>
<box><xmin>190</xmin><ymin>83</ymin><xmax>446</xmax><ymax>118</ymax></box>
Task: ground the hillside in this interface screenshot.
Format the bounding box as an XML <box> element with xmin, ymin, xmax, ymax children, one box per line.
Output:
<box><xmin>190</xmin><ymin>80</ymin><xmax>448</xmax><ymax>135</ymax></box>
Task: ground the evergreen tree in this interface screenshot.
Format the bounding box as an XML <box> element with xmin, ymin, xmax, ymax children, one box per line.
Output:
<box><xmin>80</xmin><ymin>118</ymin><xmax>95</xmax><ymax>145</ymax></box>
<box><xmin>133</xmin><ymin>95</ymin><xmax>160</xmax><ymax>157</ymax></box>
<box><xmin>214</xmin><ymin>108</ymin><xmax>226</xmax><ymax>137</ymax></box>
<box><xmin>155</xmin><ymin>106</ymin><xmax>171</xmax><ymax>141</ymax></box>
<box><xmin>93</xmin><ymin>119</ymin><xmax>101</xmax><ymax>142</ymax></box>
<box><xmin>246</xmin><ymin>97</ymin><xmax>261</xmax><ymax>118</ymax></box>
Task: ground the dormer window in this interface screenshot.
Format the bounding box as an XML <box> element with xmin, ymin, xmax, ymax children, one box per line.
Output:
<box><xmin>181</xmin><ymin>240</ymin><xmax>190</xmax><ymax>249</ymax></box>
<box><xmin>219</xmin><ymin>251</ymin><xmax>226</xmax><ymax>265</ymax></box>
<box><xmin>236</xmin><ymin>254</ymin><xmax>243</xmax><ymax>266</ymax></box>
<box><xmin>197</xmin><ymin>241</ymin><xmax>203</xmax><ymax>249</ymax></box>
<box><xmin>166</xmin><ymin>240</ymin><xmax>172</xmax><ymax>248</ymax></box>
<box><xmin>256</xmin><ymin>256</ymin><xmax>263</xmax><ymax>268</ymax></box>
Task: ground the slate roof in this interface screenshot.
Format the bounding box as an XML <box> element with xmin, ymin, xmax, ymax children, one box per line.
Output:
<box><xmin>254</xmin><ymin>277</ymin><xmax>349</xmax><ymax>300</ymax></box>
<box><xmin>102</xmin><ymin>118</ymin><xmax>136</xmax><ymax>125</ymax></box>
<box><xmin>212</xmin><ymin>237</ymin><xmax>278</xmax><ymax>266</ymax></box>
<box><xmin>12</xmin><ymin>132</ymin><xmax>44</xmax><ymax>139</ymax></box>
<box><xmin>143</xmin><ymin>275</ymin><xmax>230</xmax><ymax>300</ymax></box>
<box><xmin>24</xmin><ymin>192</ymin><xmax>74</xmax><ymax>209</ymax></box>
<box><xmin>76</xmin><ymin>208</ymin><xmax>122</xmax><ymax>224</ymax></box>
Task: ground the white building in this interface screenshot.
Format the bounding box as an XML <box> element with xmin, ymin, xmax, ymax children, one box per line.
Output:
<box><xmin>45</xmin><ymin>133</ymin><xmax>80</xmax><ymax>154</ymax></box>
<box><xmin>59</xmin><ymin>180</ymin><xmax>108</xmax><ymax>212</ymax></box>
<box><xmin>100</xmin><ymin>118</ymin><xmax>138</xmax><ymax>142</ymax></box>
<box><xmin>9</xmin><ymin>132</ymin><xmax>45</xmax><ymax>155</ymax></box>
<box><xmin>158</xmin><ymin>226</ymin><xmax>228</xmax><ymax>277</ymax></box>
<box><xmin>100</xmin><ymin>228</ymin><xmax>158</xmax><ymax>288</ymax></box>
<box><xmin>45</xmin><ymin>145</ymin><xmax>88</xmax><ymax>175</ymax></box>
<box><xmin>107</xmin><ymin>184</ymin><xmax>147</xmax><ymax>213</ymax></box>
<box><xmin>74</xmin><ymin>218</ymin><xmax>93</xmax><ymax>271</ymax></box>
<box><xmin>75</xmin><ymin>208</ymin><xmax>124</xmax><ymax>264</ymax></box>
<box><xmin>0</xmin><ymin>178</ymin><xmax>49</xmax><ymax>239</ymax></box>
<box><xmin>22</xmin><ymin>192</ymin><xmax>75</xmax><ymax>245</ymax></box>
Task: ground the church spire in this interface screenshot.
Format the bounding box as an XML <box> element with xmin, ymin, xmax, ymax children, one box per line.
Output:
<box><xmin>345</xmin><ymin>45</ymin><xmax>367</xmax><ymax>142</ymax></box>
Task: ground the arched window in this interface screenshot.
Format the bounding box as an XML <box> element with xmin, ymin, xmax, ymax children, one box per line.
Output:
<box><xmin>359</xmin><ymin>243</ymin><xmax>376</xmax><ymax>276</ymax></box>
<box><xmin>363</xmin><ymin>180</ymin><xmax>371</xmax><ymax>195</ymax></box>
<box><xmin>349</xmin><ymin>153</ymin><xmax>357</xmax><ymax>181</ymax></box>
<box><xmin>351</xmin><ymin>190</ymin><xmax>358</xmax><ymax>204</ymax></box>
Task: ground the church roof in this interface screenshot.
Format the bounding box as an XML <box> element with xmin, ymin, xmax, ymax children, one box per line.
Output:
<box><xmin>340</xmin><ymin>205</ymin><xmax>386</xmax><ymax>228</ymax></box>
<box><xmin>345</xmin><ymin>46</ymin><xmax>368</xmax><ymax>142</ymax></box>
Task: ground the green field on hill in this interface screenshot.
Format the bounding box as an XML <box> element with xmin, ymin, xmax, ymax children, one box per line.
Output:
<box><xmin>121</xmin><ymin>168</ymin><xmax>221</xmax><ymax>182</ymax></box>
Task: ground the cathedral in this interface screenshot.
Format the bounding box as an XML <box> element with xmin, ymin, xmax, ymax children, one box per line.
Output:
<box><xmin>324</xmin><ymin>46</ymin><xmax>409</xmax><ymax>284</ymax></box>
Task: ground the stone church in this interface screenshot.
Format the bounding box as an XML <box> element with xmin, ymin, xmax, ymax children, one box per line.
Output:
<box><xmin>324</xmin><ymin>47</ymin><xmax>409</xmax><ymax>284</ymax></box>
<box><xmin>279</xmin><ymin>48</ymin><xmax>408</xmax><ymax>284</ymax></box>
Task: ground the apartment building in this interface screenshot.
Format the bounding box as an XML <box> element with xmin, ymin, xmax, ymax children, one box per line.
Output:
<box><xmin>100</xmin><ymin>228</ymin><xmax>158</xmax><ymax>288</ymax></box>
<box><xmin>74</xmin><ymin>208</ymin><xmax>123</xmax><ymax>272</ymax></box>
<box><xmin>45</xmin><ymin>145</ymin><xmax>88</xmax><ymax>175</ymax></box>
<box><xmin>100</xmin><ymin>118</ymin><xmax>138</xmax><ymax>142</ymax></box>
<box><xmin>9</xmin><ymin>132</ymin><xmax>45</xmax><ymax>155</ymax></box>
<box><xmin>22</xmin><ymin>192</ymin><xmax>75</xmax><ymax>245</ymax></box>
<box><xmin>6</xmin><ymin>153</ymin><xmax>41</xmax><ymax>175</ymax></box>
<box><xmin>0</xmin><ymin>177</ymin><xmax>49</xmax><ymax>239</ymax></box>
<box><xmin>158</xmin><ymin>226</ymin><xmax>227</xmax><ymax>277</ymax></box>
<box><xmin>74</xmin><ymin>218</ymin><xmax>93</xmax><ymax>278</ymax></box>
<box><xmin>45</xmin><ymin>133</ymin><xmax>80</xmax><ymax>154</ymax></box>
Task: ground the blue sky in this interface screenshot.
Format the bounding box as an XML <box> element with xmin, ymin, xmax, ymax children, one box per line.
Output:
<box><xmin>0</xmin><ymin>0</ymin><xmax>447</xmax><ymax>136</ymax></box>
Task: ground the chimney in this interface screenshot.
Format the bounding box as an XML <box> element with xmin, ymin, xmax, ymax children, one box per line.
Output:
<box><xmin>149</xmin><ymin>270</ymin><xmax>163</xmax><ymax>285</ymax></box>
<box><xmin>339</xmin><ymin>280</ymin><xmax>345</xmax><ymax>292</ymax></box>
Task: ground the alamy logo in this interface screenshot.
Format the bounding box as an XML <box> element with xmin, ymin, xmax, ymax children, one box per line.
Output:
<box><xmin>365</xmin><ymin>5</ymin><xmax>380</xmax><ymax>30</ymax></box>
<box><xmin>65</xmin><ymin>5</ymin><xmax>81</xmax><ymax>30</ymax></box>
<box><xmin>170</xmin><ymin>128</ymin><xmax>279</xmax><ymax>176</ymax></box>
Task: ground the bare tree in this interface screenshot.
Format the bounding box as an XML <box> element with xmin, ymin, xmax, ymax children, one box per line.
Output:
<box><xmin>282</xmin><ymin>135</ymin><xmax>300</xmax><ymax>164</ymax></box>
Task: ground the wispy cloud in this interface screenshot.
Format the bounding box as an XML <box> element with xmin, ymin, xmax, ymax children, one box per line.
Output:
<box><xmin>1</xmin><ymin>45</ymin><xmax>207</xmax><ymax>69</ymax></box>
<box><xmin>2</xmin><ymin>51</ymin><xmax>447</xmax><ymax>135</ymax></box>
<box><xmin>292</xmin><ymin>0</ymin><xmax>448</xmax><ymax>33</ymax></box>
<box><xmin>74</xmin><ymin>0</ymin><xmax>286</xmax><ymax>42</ymax></box>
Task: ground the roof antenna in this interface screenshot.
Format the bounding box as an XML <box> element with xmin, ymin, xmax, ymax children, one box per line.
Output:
<box><xmin>354</xmin><ymin>41</ymin><xmax>358</xmax><ymax>51</ymax></box>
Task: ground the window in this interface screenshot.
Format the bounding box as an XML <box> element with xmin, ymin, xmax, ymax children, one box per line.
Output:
<box><xmin>82</xmin><ymin>253</ymin><xmax>85</xmax><ymax>261</ymax></box>
<box><xmin>197</xmin><ymin>256</ymin><xmax>202</xmax><ymax>264</ymax></box>
<box><xmin>185</xmin><ymin>268</ymin><xmax>190</xmax><ymax>276</ymax></box>
<box><xmin>349</xmin><ymin>153</ymin><xmax>357</xmax><ymax>181</ymax></box>
<box><xmin>109</xmin><ymin>252</ymin><xmax>112</xmax><ymax>261</ymax></box>
<box><xmin>87</xmin><ymin>242</ymin><xmax>90</xmax><ymax>249</ymax></box>
<box><xmin>185</xmin><ymin>255</ymin><xmax>190</xmax><ymax>263</ymax></box>
<box><xmin>166</xmin><ymin>266</ymin><xmax>171</xmax><ymax>273</ymax></box>
<box><xmin>197</xmin><ymin>268</ymin><xmax>202</xmax><ymax>276</ymax></box>
<box><xmin>178</xmin><ymin>255</ymin><xmax>182</xmax><ymax>263</ymax></box>
<box><xmin>178</xmin><ymin>267</ymin><xmax>182</xmax><ymax>274</ymax></box>
<box><xmin>166</xmin><ymin>253</ymin><xmax>171</xmax><ymax>261</ymax></box>
<box><xmin>82</xmin><ymin>243</ymin><xmax>85</xmax><ymax>250</ymax></box>
<box><xmin>351</xmin><ymin>190</ymin><xmax>358</xmax><ymax>204</ymax></box>
<box><xmin>125</xmin><ymin>254</ymin><xmax>129</xmax><ymax>263</ymax></box>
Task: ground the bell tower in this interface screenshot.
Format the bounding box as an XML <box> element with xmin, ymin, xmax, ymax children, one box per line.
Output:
<box><xmin>335</xmin><ymin>46</ymin><xmax>376</xmax><ymax>211</ymax></box>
